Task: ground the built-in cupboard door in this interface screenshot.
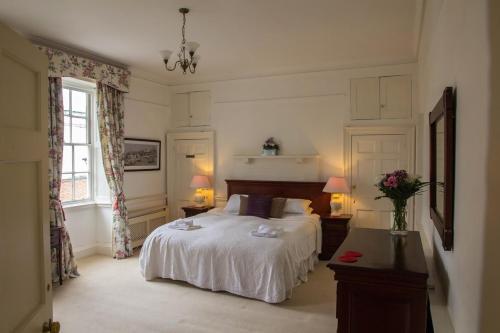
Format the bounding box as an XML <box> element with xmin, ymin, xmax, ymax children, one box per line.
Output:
<box><xmin>380</xmin><ymin>75</ymin><xmax>412</xmax><ymax>119</ymax></box>
<box><xmin>350</xmin><ymin>77</ymin><xmax>380</xmax><ymax>120</ymax></box>
<box><xmin>350</xmin><ymin>75</ymin><xmax>412</xmax><ymax>120</ymax></box>
<box><xmin>0</xmin><ymin>22</ymin><xmax>54</xmax><ymax>332</ymax></box>
<box><xmin>171</xmin><ymin>91</ymin><xmax>211</xmax><ymax>128</ymax></box>
<box><xmin>189</xmin><ymin>91</ymin><xmax>211</xmax><ymax>127</ymax></box>
<box><xmin>172</xmin><ymin>93</ymin><xmax>190</xmax><ymax>127</ymax></box>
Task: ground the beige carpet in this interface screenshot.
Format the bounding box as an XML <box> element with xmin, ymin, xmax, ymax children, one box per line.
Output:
<box><xmin>54</xmin><ymin>255</ymin><xmax>338</xmax><ymax>333</ymax></box>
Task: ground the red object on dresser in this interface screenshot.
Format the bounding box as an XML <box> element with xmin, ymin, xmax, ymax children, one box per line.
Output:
<box><xmin>343</xmin><ymin>250</ymin><xmax>363</xmax><ymax>257</ymax></box>
<box><xmin>338</xmin><ymin>256</ymin><xmax>358</xmax><ymax>263</ymax></box>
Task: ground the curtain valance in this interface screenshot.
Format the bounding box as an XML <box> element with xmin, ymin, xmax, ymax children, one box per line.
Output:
<box><xmin>37</xmin><ymin>45</ymin><xmax>130</xmax><ymax>93</ymax></box>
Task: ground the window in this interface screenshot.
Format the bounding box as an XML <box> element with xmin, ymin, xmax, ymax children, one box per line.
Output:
<box><xmin>61</xmin><ymin>79</ymin><xmax>95</xmax><ymax>203</ymax></box>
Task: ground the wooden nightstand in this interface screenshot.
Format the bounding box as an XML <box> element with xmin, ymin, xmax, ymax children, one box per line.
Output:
<box><xmin>319</xmin><ymin>214</ymin><xmax>352</xmax><ymax>261</ymax></box>
<box><xmin>182</xmin><ymin>205</ymin><xmax>214</xmax><ymax>218</ymax></box>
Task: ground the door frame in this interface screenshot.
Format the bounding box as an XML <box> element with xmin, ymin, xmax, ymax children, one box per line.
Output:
<box><xmin>344</xmin><ymin>126</ymin><xmax>416</xmax><ymax>228</ymax></box>
<box><xmin>166</xmin><ymin>131</ymin><xmax>215</xmax><ymax>220</ymax></box>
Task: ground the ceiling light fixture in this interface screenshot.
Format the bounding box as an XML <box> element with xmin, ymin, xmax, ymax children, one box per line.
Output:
<box><xmin>161</xmin><ymin>8</ymin><xmax>200</xmax><ymax>74</ymax></box>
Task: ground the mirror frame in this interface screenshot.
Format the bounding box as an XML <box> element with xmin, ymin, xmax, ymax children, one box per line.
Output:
<box><xmin>429</xmin><ymin>87</ymin><xmax>456</xmax><ymax>251</ymax></box>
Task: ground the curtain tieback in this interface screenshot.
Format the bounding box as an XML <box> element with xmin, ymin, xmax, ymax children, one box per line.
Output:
<box><xmin>113</xmin><ymin>192</ymin><xmax>126</xmax><ymax>210</ymax></box>
<box><xmin>49</xmin><ymin>198</ymin><xmax>66</xmax><ymax>221</ymax></box>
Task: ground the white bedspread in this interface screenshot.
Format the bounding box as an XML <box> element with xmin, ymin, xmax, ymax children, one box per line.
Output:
<box><xmin>139</xmin><ymin>209</ymin><xmax>322</xmax><ymax>303</ymax></box>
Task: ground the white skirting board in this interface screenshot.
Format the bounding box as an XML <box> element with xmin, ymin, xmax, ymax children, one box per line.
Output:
<box><xmin>73</xmin><ymin>243</ymin><xmax>112</xmax><ymax>259</ymax></box>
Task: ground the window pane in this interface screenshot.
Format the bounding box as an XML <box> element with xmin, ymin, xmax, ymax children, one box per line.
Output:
<box><xmin>63</xmin><ymin>145</ymin><xmax>72</xmax><ymax>173</ymax></box>
<box><xmin>74</xmin><ymin>173</ymin><xmax>90</xmax><ymax>201</ymax></box>
<box><xmin>71</xmin><ymin>90</ymin><xmax>87</xmax><ymax>117</ymax></box>
<box><xmin>61</xmin><ymin>174</ymin><xmax>73</xmax><ymax>202</ymax></box>
<box><xmin>74</xmin><ymin>146</ymin><xmax>89</xmax><ymax>172</ymax></box>
<box><xmin>64</xmin><ymin>116</ymin><xmax>71</xmax><ymax>143</ymax></box>
<box><xmin>63</xmin><ymin>88</ymin><xmax>70</xmax><ymax>114</ymax></box>
<box><xmin>71</xmin><ymin>117</ymin><xmax>88</xmax><ymax>144</ymax></box>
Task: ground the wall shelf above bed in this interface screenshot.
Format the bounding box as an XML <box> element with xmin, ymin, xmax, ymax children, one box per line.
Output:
<box><xmin>233</xmin><ymin>154</ymin><xmax>320</xmax><ymax>164</ymax></box>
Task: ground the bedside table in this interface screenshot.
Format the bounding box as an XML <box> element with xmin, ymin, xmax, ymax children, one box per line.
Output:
<box><xmin>319</xmin><ymin>214</ymin><xmax>352</xmax><ymax>260</ymax></box>
<box><xmin>182</xmin><ymin>205</ymin><xmax>214</xmax><ymax>218</ymax></box>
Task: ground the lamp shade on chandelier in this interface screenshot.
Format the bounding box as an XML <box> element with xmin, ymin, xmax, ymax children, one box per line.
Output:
<box><xmin>161</xmin><ymin>8</ymin><xmax>200</xmax><ymax>74</ymax></box>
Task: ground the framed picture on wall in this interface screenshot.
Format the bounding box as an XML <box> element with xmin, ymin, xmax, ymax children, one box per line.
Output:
<box><xmin>124</xmin><ymin>138</ymin><xmax>161</xmax><ymax>172</ymax></box>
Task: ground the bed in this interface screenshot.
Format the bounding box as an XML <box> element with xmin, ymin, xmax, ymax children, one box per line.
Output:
<box><xmin>139</xmin><ymin>179</ymin><xmax>330</xmax><ymax>303</ymax></box>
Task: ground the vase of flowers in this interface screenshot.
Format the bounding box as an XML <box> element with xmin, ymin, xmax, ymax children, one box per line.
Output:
<box><xmin>375</xmin><ymin>170</ymin><xmax>428</xmax><ymax>236</ymax></box>
<box><xmin>262</xmin><ymin>137</ymin><xmax>280</xmax><ymax>156</ymax></box>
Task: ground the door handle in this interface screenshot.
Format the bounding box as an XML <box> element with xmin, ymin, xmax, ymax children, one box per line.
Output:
<box><xmin>42</xmin><ymin>319</ymin><xmax>60</xmax><ymax>333</ymax></box>
<box><xmin>351</xmin><ymin>185</ymin><xmax>356</xmax><ymax>204</ymax></box>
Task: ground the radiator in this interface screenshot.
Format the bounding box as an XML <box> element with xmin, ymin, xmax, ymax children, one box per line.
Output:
<box><xmin>128</xmin><ymin>205</ymin><xmax>168</xmax><ymax>248</ymax></box>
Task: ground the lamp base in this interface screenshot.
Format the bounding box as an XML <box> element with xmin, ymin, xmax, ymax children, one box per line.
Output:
<box><xmin>330</xmin><ymin>201</ymin><xmax>342</xmax><ymax>216</ymax></box>
<box><xmin>193</xmin><ymin>193</ymin><xmax>205</xmax><ymax>207</ymax></box>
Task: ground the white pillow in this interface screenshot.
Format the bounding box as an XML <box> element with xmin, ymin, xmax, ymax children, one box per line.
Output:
<box><xmin>283</xmin><ymin>198</ymin><xmax>312</xmax><ymax>214</ymax></box>
<box><xmin>223</xmin><ymin>194</ymin><xmax>246</xmax><ymax>213</ymax></box>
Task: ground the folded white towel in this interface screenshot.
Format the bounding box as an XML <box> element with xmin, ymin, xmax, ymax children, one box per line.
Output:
<box><xmin>171</xmin><ymin>219</ymin><xmax>193</xmax><ymax>226</ymax></box>
<box><xmin>168</xmin><ymin>224</ymin><xmax>201</xmax><ymax>231</ymax></box>
<box><xmin>168</xmin><ymin>219</ymin><xmax>200</xmax><ymax>230</ymax></box>
<box><xmin>251</xmin><ymin>224</ymin><xmax>284</xmax><ymax>238</ymax></box>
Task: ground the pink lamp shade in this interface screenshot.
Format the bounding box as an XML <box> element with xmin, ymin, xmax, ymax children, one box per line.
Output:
<box><xmin>190</xmin><ymin>175</ymin><xmax>211</xmax><ymax>189</ymax></box>
<box><xmin>323</xmin><ymin>176</ymin><xmax>350</xmax><ymax>194</ymax></box>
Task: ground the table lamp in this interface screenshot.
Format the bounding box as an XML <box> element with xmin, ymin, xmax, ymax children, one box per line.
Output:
<box><xmin>190</xmin><ymin>175</ymin><xmax>211</xmax><ymax>207</ymax></box>
<box><xmin>323</xmin><ymin>176</ymin><xmax>350</xmax><ymax>216</ymax></box>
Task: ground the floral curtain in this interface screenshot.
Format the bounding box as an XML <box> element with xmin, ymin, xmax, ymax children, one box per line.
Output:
<box><xmin>37</xmin><ymin>45</ymin><xmax>130</xmax><ymax>93</ymax></box>
<box><xmin>48</xmin><ymin>77</ymin><xmax>79</xmax><ymax>281</ymax></box>
<box><xmin>97</xmin><ymin>82</ymin><xmax>132</xmax><ymax>259</ymax></box>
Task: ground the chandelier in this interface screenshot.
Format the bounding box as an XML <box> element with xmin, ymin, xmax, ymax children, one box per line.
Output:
<box><xmin>161</xmin><ymin>8</ymin><xmax>200</xmax><ymax>74</ymax></box>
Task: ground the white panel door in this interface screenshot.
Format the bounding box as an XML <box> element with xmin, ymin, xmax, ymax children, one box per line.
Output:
<box><xmin>172</xmin><ymin>139</ymin><xmax>210</xmax><ymax>219</ymax></box>
<box><xmin>0</xmin><ymin>22</ymin><xmax>53</xmax><ymax>332</ymax></box>
<box><xmin>380</xmin><ymin>75</ymin><xmax>412</xmax><ymax>119</ymax></box>
<box><xmin>172</xmin><ymin>93</ymin><xmax>189</xmax><ymax>128</ymax></box>
<box><xmin>189</xmin><ymin>91</ymin><xmax>211</xmax><ymax>126</ymax></box>
<box><xmin>350</xmin><ymin>77</ymin><xmax>380</xmax><ymax>120</ymax></box>
<box><xmin>350</xmin><ymin>134</ymin><xmax>413</xmax><ymax>229</ymax></box>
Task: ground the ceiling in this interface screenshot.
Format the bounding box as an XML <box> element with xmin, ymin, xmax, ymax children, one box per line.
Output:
<box><xmin>0</xmin><ymin>0</ymin><xmax>421</xmax><ymax>85</ymax></box>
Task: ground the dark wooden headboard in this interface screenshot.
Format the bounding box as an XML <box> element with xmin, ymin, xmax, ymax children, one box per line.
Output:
<box><xmin>226</xmin><ymin>179</ymin><xmax>330</xmax><ymax>216</ymax></box>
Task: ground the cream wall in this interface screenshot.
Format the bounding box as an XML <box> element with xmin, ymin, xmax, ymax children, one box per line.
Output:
<box><xmin>480</xmin><ymin>2</ymin><xmax>500</xmax><ymax>331</ymax></box>
<box><xmin>64</xmin><ymin>76</ymin><xmax>170</xmax><ymax>257</ymax></box>
<box><xmin>416</xmin><ymin>0</ymin><xmax>490</xmax><ymax>332</ymax></box>
<box><xmin>170</xmin><ymin>63</ymin><xmax>417</xmax><ymax>204</ymax></box>
<box><xmin>123</xmin><ymin>77</ymin><xmax>170</xmax><ymax>199</ymax></box>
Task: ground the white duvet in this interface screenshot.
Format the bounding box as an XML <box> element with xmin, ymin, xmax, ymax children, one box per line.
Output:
<box><xmin>139</xmin><ymin>209</ymin><xmax>322</xmax><ymax>303</ymax></box>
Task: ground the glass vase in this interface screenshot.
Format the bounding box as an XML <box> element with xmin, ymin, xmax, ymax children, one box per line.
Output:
<box><xmin>390</xmin><ymin>200</ymin><xmax>408</xmax><ymax>236</ymax></box>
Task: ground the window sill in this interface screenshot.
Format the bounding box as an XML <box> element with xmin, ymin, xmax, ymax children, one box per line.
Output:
<box><xmin>63</xmin><ymin>201</ymin><xmax>112</xmax><ymax>210</ymax></box>
<box><xmin>63</xmin><ymin>201</ymin><xmax>97</xmax><ymax>210</ymax></box>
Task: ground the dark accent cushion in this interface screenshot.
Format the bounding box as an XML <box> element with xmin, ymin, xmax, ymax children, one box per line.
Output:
<box><xmin>270</xmin><ymin>197</ymin><xmax>287</xmax><ymax>218</ymax></box>
<box><xmin>239</xmin><ymin>195</ymin><xmax>248</xmax><ymax>215</ymax></box>
<box><xmin>245</xmin><ymin>195</ymin><xmax>272</xmax><ymax>219</ymax></box>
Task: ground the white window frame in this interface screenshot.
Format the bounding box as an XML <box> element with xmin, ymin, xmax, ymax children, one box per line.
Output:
<box><xmin>62</xmin><ymin>78</ymin><xmax>97</xmax><ymax>206</ymax></box>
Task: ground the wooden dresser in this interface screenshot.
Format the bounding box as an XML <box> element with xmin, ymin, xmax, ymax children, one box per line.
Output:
<box><xmin>328</xmin><ymin>228</ymin><xmax>429</xmax><ymax>333</ymax></box>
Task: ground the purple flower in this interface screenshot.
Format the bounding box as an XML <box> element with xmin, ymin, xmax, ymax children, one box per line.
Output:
<box><xmin>393</xmin><ymin>170</ymin><xmax>408</xmax><ymax>180</ymax></box>
<box><xmin>383</xmin><ymin>175</ymin><xmax>399</xmax><ymax>188</ymax></box>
